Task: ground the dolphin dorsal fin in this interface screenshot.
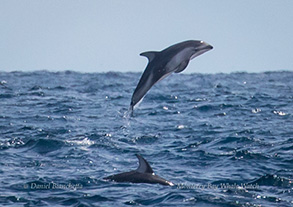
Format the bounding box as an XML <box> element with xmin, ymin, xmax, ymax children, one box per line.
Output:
<box><xmin>140</xmin><ymin>51</ymin><xmax>159</xmax><ymax>62</ymax></box>
<box><xmin>135</xmin><ymin>154</ymin><xmax>154</xmax><ymax>174</ymax></box>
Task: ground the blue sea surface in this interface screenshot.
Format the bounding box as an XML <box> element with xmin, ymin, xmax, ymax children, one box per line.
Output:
<box><xmin>0</xmin><ymin>71</ymin><xmax>292</xmax><ymax>206</ymax></box>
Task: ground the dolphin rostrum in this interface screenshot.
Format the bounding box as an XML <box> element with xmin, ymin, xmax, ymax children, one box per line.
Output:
<box><xmin>130</xmin><ymin>40</ymin><xmax>213</xmax><ymax>112</ymax></box>
<box><xmin>103</xmin><ymin>154</ymin><xmax>174</xmax><ymax>186</ymax></box>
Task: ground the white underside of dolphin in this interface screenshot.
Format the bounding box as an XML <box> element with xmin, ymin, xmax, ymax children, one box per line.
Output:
<box><xmin>130</xmin><ymin>40</ymin><xmax>213</xmax><ymax>113</ymax></box>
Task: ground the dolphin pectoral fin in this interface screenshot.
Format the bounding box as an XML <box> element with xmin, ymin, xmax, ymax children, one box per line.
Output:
<box><xmin>135</xmin><ymin>154</ymin><xmax>154</xmax><ymax>174</ymax></box>
<box><xmin>140</xmin><ymin>51</ymin><xmax>160</xmax><ymax>62</ymax></box>
<box><xmin>174</xmin><ymin>60</ymin><xmax>189</xmax><ymax>73</ymax></box>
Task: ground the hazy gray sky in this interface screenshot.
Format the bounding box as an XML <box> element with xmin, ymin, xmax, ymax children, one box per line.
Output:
<box><xmin>1</xmin><ymin>0</ymin><xmax>292</xmax><ymax>73</ymax></box>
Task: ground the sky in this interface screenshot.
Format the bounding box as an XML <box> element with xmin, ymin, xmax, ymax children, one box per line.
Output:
<box><xmin>1</xmin><ymin>0</ymin><xmax>293</xmax><ymax>74</ymax></box>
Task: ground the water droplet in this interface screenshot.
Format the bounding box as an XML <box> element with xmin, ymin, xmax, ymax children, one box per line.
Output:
<box><xmin>273</xmin><ymin>110</ymin><xmax>286</xmax><ymax>116</ymax></box>
<box><xmin>252</xmin><ymin>108</ymin><xmax>261</xmax><ymax>113</ymax></box>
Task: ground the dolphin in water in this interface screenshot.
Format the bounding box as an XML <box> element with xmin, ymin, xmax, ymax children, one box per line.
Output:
<box><xmin>130</xmin><ymin>40</ymin><xmax>213</xmax><ymax>112</ymax></box>
<box><xmin>103</xmin><ymin>154</ymin><xmax>174</xmax><ymax>186</ymax></box>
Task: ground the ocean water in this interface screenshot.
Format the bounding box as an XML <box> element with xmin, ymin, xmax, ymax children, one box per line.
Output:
<box><xmin>0</xmin><ymin>71</ymin><xmax>292</xmax><ymax>207</ymax></box>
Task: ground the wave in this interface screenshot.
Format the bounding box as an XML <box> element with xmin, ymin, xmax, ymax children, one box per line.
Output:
<box><xmin>248</xmin><ymin>174</ymin><xmax>292</xmax><ymax>188</ymax></box>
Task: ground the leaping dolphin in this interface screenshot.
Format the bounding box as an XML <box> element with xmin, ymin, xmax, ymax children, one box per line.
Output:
<box><xmin>130</xmin><ymin>40</ymin><xmax>213</xmax><ymax>112</ymax></box>
<box><xmin>103</xmin><ymin>154</ymin><xmax>174</xmax><ymax>186</ymax></box>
